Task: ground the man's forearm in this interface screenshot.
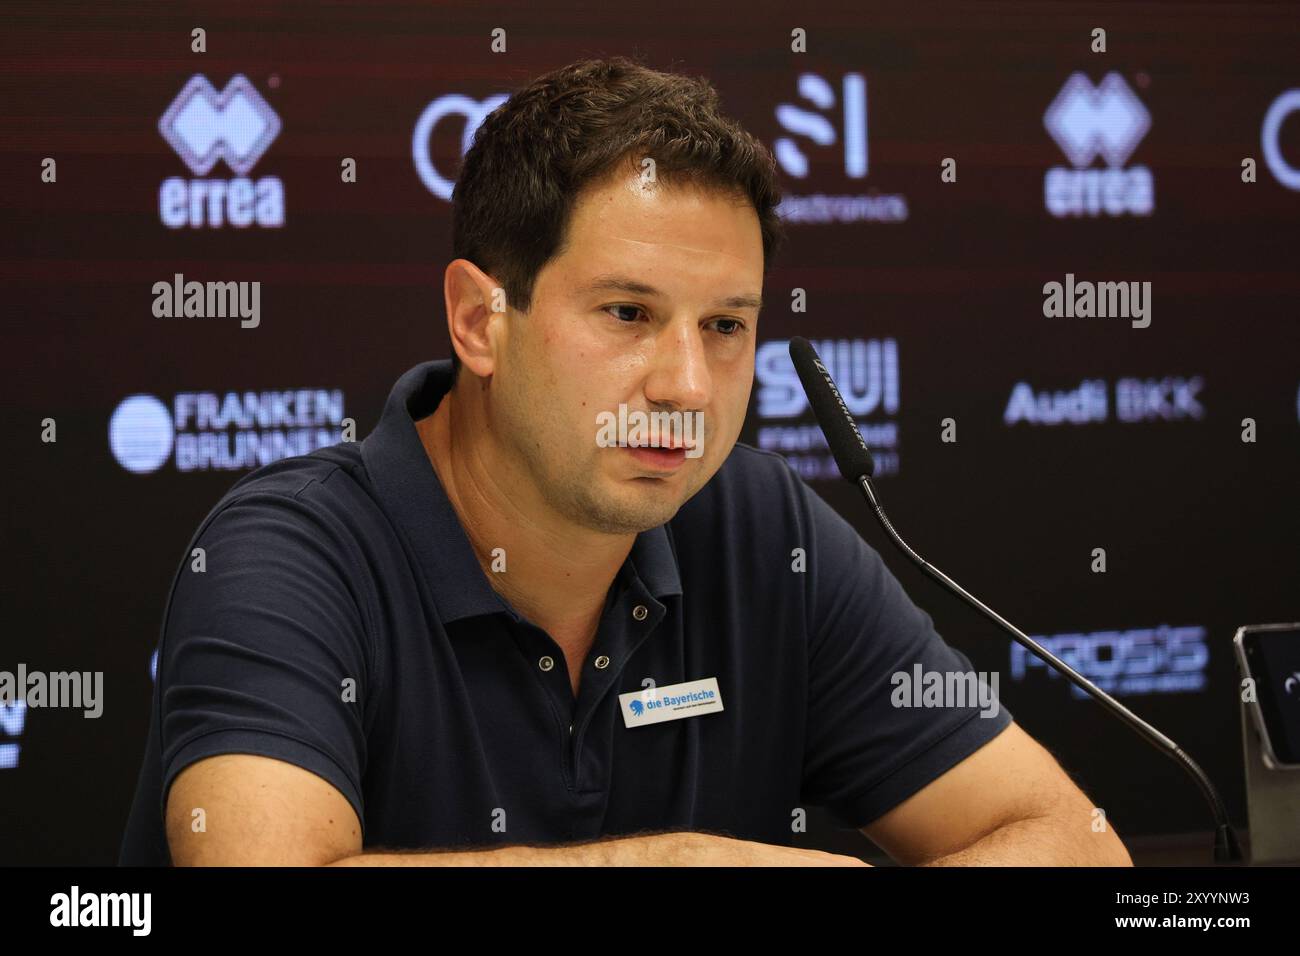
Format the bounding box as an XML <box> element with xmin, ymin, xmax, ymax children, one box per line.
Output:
<box><xmin>920</xmin><ymin>812</ymin><xmax>1133</xmax><ymax>866</ymax></box>
<box><xmin>325</xmin><ymin>830</ymin><xmax>869</xmax><ymax>866</ymax></box>
<box><xmin>326</xmin><ymin>830</ymin><xmax>696</xmax><ymax>866</ymax></box>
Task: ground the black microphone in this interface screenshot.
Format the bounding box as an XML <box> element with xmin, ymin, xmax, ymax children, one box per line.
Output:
<box><xmin>788</xmin><ymin>336</ymin><xmax>1243</xmax><ymax>864</ymax></box>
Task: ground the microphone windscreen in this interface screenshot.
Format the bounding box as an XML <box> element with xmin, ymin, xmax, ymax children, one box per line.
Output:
<box><xmin>788</xmin><ymin>336</ymin><xmax>876</xmax><ymax>482</ymax></box>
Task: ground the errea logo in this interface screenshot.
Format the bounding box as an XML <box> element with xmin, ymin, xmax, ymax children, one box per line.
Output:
<box><xmin>1043</xmin><ymin>72</ymin><xmax>1153</xmax><ymax>218</ymax></box>
<box><xmin>160</xmin><ymin>74</ymin><xmax>280</xmax><ymax>175</ymax></box>
<box><xmin>158</xmin><ymin>74</ymin><xmax>285</xmax><ymax>228</ymax></box>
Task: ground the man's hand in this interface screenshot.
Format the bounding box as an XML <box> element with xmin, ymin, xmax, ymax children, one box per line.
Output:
<box><xmin>668</xmin><ymin>832</ymin><xmax>871</xmax><ymax>867</ymax></box>
<box><xmin>336</xmin><ymin>830</ymin><xmax>871</xmax><ymax>866</ymax></box>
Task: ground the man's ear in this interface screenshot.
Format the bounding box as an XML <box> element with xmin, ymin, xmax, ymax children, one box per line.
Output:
<box><xmin>444</xmin><ymin>259</ymin><xmax>506</xmax><ymax>379</ymax></box>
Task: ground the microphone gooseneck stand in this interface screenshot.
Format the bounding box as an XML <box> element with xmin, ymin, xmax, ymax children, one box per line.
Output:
<box><xmin>788</xmin><ymin>335</ymin><xmax>1243</xmax><ymax>864</ymax></box>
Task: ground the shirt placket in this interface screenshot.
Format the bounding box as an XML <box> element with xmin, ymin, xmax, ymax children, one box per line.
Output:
<box><xmin>525</xmin><ymin>574</ymin><xmax>667</xmax><ymax>792</ymax></box>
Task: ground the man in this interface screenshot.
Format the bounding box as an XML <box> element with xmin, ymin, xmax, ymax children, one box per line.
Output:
<box><xmin>120</xmin><ymin>56</ymin><xmax>1131</xmax><ymax>866</ymax></box>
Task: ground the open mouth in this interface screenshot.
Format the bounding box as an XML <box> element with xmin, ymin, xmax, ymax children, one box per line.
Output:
<box><xmin>621</xmin><ymin>443</ymin><xmax>691</xmax><ymax>471</ymax></box>
<box><xmin>619</xmin><ymin>439</ymin><xmax>697</xmax><ymax>451</ymax></box>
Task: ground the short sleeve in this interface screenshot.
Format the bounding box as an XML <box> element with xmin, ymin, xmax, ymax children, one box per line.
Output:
<box><xmin>156</xmin><ymin>487</ymin><xmax>372</xmax><ymax>835</ymax></box>
<box><xmin>795</xmin><ymin>471</ymin><xmax>1013</xmax><ymax>829</ymax></box>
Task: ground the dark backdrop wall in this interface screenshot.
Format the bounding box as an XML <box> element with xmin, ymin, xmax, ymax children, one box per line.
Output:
<box><xmin>3</xmin><ymin>0</ymin><xmax>1298</xmax><ymax>865</ymax></box>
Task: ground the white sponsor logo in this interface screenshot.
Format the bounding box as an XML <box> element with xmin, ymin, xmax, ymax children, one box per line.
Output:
<box><xmin>1004</xmin><ymin>377</ymin><xmax>1203</xmax><ymax>425</ymax></box>
<box><xmin>757</xmin><ymin>338</ymin><xmax>898</xmax><ymax>418</ymax></box>
<box><xmin>1262</xmin><ymin>89</ymin><xmax>1300</xmax><ymax>190</ymax></box>
<box><xmin>755</xmin><ymin>338</ymin><xmax>901</xmax><ymax>477</ymax></box>
<box><xmin>1043</xmin><ymin>73</ymin><xmax>1153</xmax><ymax>218</ymax></box>
<box><xmin>158</xmin><ymin>74</ymin><xmax>284</xmax><ymax>227</ymax></box>
<box><xmin>160</xmin><ymin>74</ymin><xmax>280</xmax><ymax>175</ymax></box>
<box><xmin>412</xmin><ymin>92</ymin><xmax>510</xmax><ymax>201</ymax></box>
<box><xmin>773</xmin><ymin>73</ymin><xmax>908</xmax><ymax>223</ymax></box>
<box><xmin>110</xmin><ymin>395</ymin><xmax>174</xmax><ymax>473</ymax></box>
<box><xmin>1011</xmin><ymin>625</ymin><xmax>1209</xmax><ymax>698</ymax></box>
<box><xmin>109</xmin><ymin>389</ymin><xmax>347</xmax><ymax>473</ymax></box>
<box><xmin>0</xmin><ymin>701</ymin><xmax>26</xmax><ymax>770</ymax></box>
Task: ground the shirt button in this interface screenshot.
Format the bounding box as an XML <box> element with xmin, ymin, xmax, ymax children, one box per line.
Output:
<box><xmin>594</xmin><ymin>655</ymin><xmax>610</xmax><ymax>670</ymax></box>
<box><xmin>632</xmin><ymin>605</ymin><xmax>648</xmax><ymax>621</ymax></box>
<box><xmin>568</xmin><ymin>722</ymin><xmax>574</xmax><ymax>735</ymax></box>
<box><xmin>538</xmin><ymin>655</ymin><xmax>555</xmax><ymax>672</ymax></box>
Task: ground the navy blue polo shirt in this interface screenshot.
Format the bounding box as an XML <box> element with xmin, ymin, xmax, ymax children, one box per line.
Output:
<box><xmin>119</xmin><ymin>358</ymin><xmax>1012</xmax><ymax>864</ymax></box>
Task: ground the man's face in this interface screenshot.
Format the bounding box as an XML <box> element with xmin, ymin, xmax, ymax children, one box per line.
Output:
<box><xmin>489</xmin><ymin>167</ymin><xmax>765</xmax><ymax>535</ymax></box>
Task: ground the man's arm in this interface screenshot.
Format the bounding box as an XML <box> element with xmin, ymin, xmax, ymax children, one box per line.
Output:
<box><xmin>167</xmin><ymin>753</ymin><xmax>868</xmax><ymax>866</ymax></box>
<box><xmin>860</xmin><ymin>721</ymin><xmax>1132</xmax><ymax>866</ymax></box>
<box><xmin>167</xmin><ymin>754</ymin><xmax>361</xmax><ymax>866</ymax></box>
<box><xmin>328</xmin><ymin>836</ymin><xmax>867</xmax><ymax>866</ymax></box>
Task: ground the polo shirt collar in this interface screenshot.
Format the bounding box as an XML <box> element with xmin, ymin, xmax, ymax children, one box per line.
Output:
<box><xmin>360</xmin><ymin>360</ymin><xmax>683</xmax><ymax>625</ymax></box>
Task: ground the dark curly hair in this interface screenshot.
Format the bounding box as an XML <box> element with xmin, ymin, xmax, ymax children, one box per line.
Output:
<box><xmin>448</xmin><ymin>55</ymin><xmax>786</xmax><ymax>381</ymax></box>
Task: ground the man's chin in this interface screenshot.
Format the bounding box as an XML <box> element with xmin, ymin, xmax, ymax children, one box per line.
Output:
<box><xmin>580</xmin><ymin>487</ymin><xmax>686</xmax><ymax>535</ymax></box>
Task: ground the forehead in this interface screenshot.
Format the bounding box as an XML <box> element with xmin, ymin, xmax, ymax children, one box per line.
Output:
<box><xmin>554</xmin><ymin>169</ymin><xmax>764</xmax><ymax>285</ymax></box>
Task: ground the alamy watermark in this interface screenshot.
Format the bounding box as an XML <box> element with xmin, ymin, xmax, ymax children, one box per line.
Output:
<box><xmin>0</xmin><ymin>664</ymin><xmax>103</xmax><ymax>718</ymax></box>
<box><xmin>1042</xmin><ymin>273</ymin><xmax>1151</xmax><ymax>328</ymax></box>
<box><xmin>595</xmin><ymin>404</ymin><xmax>704</xmax><ymax>458</ymax></box>
<box><xmin>890</xmin><ymin>665</ymin><xmax>1001</xmax><ymax>718</ymax></box>
<box><xmin>50</xmin><ymin>886</ymin><xmax>150</xmax><ymax>935</ymax></box>
<box><xmin>153</xmin><ymin>273</ymin><xmax>260</xmax><ymax>328</ymax></box>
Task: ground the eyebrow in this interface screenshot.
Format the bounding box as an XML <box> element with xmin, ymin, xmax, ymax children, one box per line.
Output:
<box><xmin>577</xmin><ymin>274</ymin><xmax>763</xmax><ymax>312</ymax></box>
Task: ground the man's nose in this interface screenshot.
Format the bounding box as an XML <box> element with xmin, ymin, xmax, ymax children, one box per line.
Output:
<box><xmin>644</xmin><ymin>320</ymin><xmax>711</xmax><ymax>410</ymax></box>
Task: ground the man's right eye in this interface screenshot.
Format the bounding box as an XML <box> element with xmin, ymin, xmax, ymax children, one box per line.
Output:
<box><xmin>605</xmin><ymin>305</ymin><xmax>647</xmax><ymax>323</ymax></box>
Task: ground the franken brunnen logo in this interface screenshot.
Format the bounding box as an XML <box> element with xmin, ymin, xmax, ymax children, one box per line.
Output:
<box><xmin>158</xmin><ymin>74</ymin><xmax>284</xmax><ymax>228</ymax></box>
<box><xmin>109</xmin><ymin>388</ymin><xmax>349</xmax><ymax>474</ymax></box>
